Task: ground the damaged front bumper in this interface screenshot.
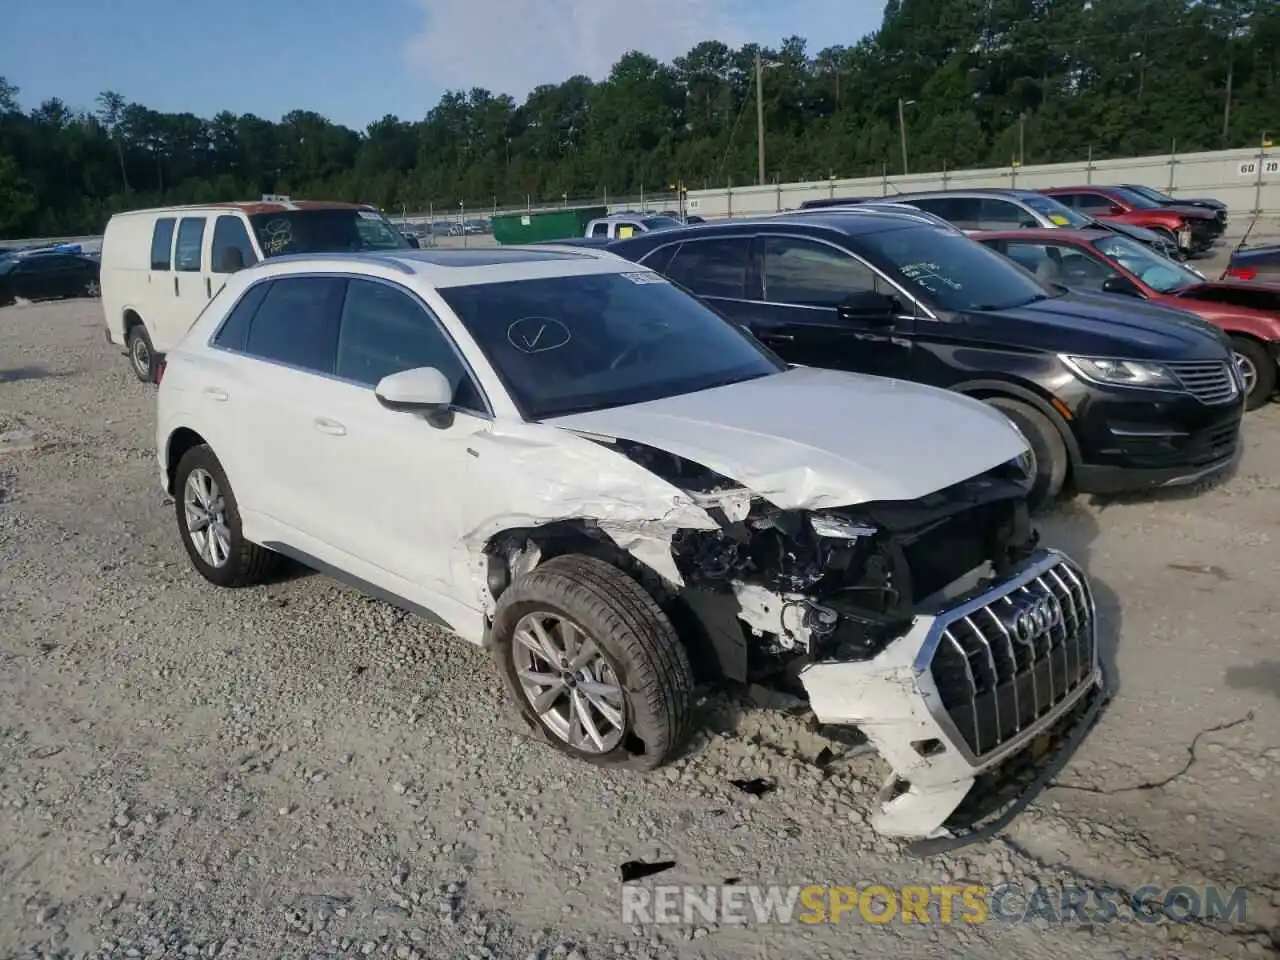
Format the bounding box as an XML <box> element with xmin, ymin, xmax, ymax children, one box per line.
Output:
<box><xmin>799</xmin><ymin>547</ymin><xmax>1102</xmax><ymax>840</ymax></box>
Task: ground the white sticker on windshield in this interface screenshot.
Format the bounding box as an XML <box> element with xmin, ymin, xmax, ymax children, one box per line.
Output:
<box><xmin>357</xmin><ymin>210</ymin><xmax>382</xmax><ymax>220</ymax></box>
<box><xmin>621</xmin><ymin>272</ymin><xmax>668</xmax><ymax>285</ymax></box>
<box><xmin>507</xmin><ymin>316</ymin><xmax>572</xmax><ymax>354</ymax></box>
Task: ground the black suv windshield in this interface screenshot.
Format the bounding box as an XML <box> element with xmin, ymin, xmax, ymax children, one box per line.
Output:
<box><xmin>1022</xmin><ymin>194</ymin><xmax>1092</xmax><ymax>228</ymax></box>
<box><xmin>859</xmin><ymin>225</ymin><xmax>1050</xmax><ymax>311</ymax></box>
<box><xmin>1092</xmin><ymin>234</ymin><xmax>1202</xmax><ymax>294</ymax></box>
<box><xmin>249</xmin><ymin>209</ymin><xmax>411</xmax><ymax>257</ymax></box>
<box><xmin>439</xmin><ymin>271</ymin><xmax>783</xmax><ymax>420</ymax></box>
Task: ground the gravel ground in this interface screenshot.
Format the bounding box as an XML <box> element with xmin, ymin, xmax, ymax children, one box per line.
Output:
<box><xmin>2</xmin><ymin>256</ymin><xmax>1280</xmax><ymax>959</ymax></box>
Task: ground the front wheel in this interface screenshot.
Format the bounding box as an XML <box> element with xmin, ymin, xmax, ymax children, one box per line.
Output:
<box><xmin>1231</xmin><ymin>337</ymin><xmax>1275</xmax><ymax>411</ymax></box>
<box><xmin>984</xmin><ymin>396</ymin><xmax>1069</xmax><ymax>511</ymax></box>
<box><xmin>491</xmin><ymin>554</ymin><xmax>693</xmax><ymax>771</ymax></box>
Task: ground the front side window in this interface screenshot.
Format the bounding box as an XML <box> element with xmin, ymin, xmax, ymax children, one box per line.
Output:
<box><xmin>979</xmin><ymin>198</ymin><xmax>1039</xmax><ymax>230</ymax></box>
<box><xmin>859</xmin><ymin>225</ymin><xmax>1050</xmax><ymax>312</ymax></box>
<box><xmin>211</xmin><ymin>216</ymin><xmax>259</xmax><ymax>274</ymax></box>
<box><xmin>761</xmin><ymin>236</ymin><xmax>880</xmax><ymax>307</ymax></box>
<box><xmin>150</xmin><ymin>218</ymin><xmax>176</xmax><ymax>270</ymax></box>
<box><xmin>248</xmin><ymin>209</ymin><xmax>410</xmax><ymax>258</ymax></box>
<box><xmin>335</xmin><ymin>279</ymin><xmax>484</xmax><ymax>410</ymax></box>
<box><xmin>1004</xmin><ymin>241</ymin><xmax>1117</xmax><ymax>289</ymax></box>
<box><xmin>1072</xmin><ymin>193</ymin><xmax>1118</xmax><ymax>215</ymax></box>
<box><xmin>174</xmin><ymin>217</ymin><xmax>206</xmax><ymax>272</ymax></box>
<box><xmin>438</xmin><ymin>271</ymin><xmax>782</xmax><ymax>420</ymax></box>
<box><xmin>243</xmin><ymin>276</ymin><xmax>345</xmax><ymax>373</ymax></box>
<box><xmin>664</xmin><ymin>238</ymin><xmax>751</xmax><ymax>299</ymax></box>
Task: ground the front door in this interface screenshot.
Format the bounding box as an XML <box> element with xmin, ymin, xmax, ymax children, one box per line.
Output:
<box><xmin>747</xmin><ymin>235</ymin><xmax>915</xmax><ymax>380</ymax></box>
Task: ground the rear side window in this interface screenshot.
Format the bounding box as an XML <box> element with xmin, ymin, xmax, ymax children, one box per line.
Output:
<box><xmin>211</xmin><ymin>216</ymin><xmax>258</xmax><ymax>273</ymax></box>
<box><xmin>174</xmin><ymin>217</ymin><xmax>206</xmax><ymax>272</ymax></box>
<box><xmin>664</xmin><ymin>238</ymin><xmax>751</xmax><ymax>298</ymax></box>
<box><xmin>244</xmin><ymin>276</ymin><xmax>346</xmax><ymax>374</ymax></box>
<box><xmin>150</xmin><ymin>218</ymin><xmax>175</xmax><ymax>270</ymax></box>
<box><xmin>211</xmin><ymin>281</ymin><xmax>272</xmax><ymax>352</ymax></box>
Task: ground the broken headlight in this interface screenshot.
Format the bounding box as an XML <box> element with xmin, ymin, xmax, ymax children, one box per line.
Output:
<box><xmin>809</xmin><ymin>515</ymin><xmax>877</xmax><ymax>540</ymax></box>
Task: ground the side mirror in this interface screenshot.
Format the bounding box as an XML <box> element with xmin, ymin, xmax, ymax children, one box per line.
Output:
<box><xmin>1109</xmin><ymin>205</ymin><xmax>1126</xmax><ymax>216</ymax></box>
<box><xmin>402</xmin><ymin>233</ymin><xmax>421</xmax><ymax>248</ymax></box>
<box><xmin>374</xmin><ymin>367</ymin><xmax>453</xmax><ymax>412</ymax></box>
<box><xmin>218</xmin><ymin>248</ymin><xmax>246</xmax><ymax>274</ymax></box>
<box><xmin>836</xmin><ymin>290</ymin><xmax>901</xmax><ymax>323</ymax></box>
<box><xmin>1102</xmin><ymin>275</ymin><xmax>1144</xmax><ymax>298</ymax></box>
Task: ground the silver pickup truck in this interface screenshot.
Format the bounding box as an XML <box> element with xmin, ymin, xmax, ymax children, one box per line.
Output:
<box><xmin>584</xmin><ymin>213</ymin><xmax>688</xmax><ymax>240</ymax></box>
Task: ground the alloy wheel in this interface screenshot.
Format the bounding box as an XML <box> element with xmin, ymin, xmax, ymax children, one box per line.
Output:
<box><xmin>1234</xmin><ymin>352</ymin><xmax>1258</xmax><ymax>399</ymax></box>
<box><xmin>512</xmin><ymin>611</ymin><xmax>626</xmax><ymax>754</ymax></box>
<box><xmin>184</xmin><ymin>468</ymin><xmax>231</xmax><ymax>568</ymax></box>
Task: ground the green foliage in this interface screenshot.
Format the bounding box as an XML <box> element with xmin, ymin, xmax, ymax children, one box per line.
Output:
<box><xmin>0</xmin><ymin>0</ymin><xmax>1277</xmax><ymax>237</ymax></box>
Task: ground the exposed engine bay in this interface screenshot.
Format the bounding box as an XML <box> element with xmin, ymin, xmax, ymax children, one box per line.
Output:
<box><xmin>610</xmin><ymin>439</ymin><xmax>1039</xmax><ymax>671</ymax></box>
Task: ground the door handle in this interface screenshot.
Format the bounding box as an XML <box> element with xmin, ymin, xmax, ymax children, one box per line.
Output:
<box><xmin>173</xmin><ymin>275</ymin><xmax>179</xmax><ymax>296</ymax></box>
<box><xmin>205</xmin><ymin>277</ymin><xmax>212</xmax><ymax>298</ymax></box>
<box><xmin>203</xmin><ymin>386</ymin><xmax>229</xmax><ymax>402</ymax></box>
<box><xmin>313</xmin><ymin>417</ymin><xmax>347</xmax><ymax>437</ymax></box>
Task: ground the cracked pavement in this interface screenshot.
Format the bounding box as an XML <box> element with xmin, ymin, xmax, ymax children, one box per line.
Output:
<box><xmin>1</xmin><ymin>287</ymin><xmax>1279</xmax><ymax>959</ymax></box>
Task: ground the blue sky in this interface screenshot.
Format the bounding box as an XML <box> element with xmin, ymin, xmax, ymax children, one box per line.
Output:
<box><xmin>1</xmin><ymin>0</ymin><xmax>886</xmax><ymax>130</ymax></box>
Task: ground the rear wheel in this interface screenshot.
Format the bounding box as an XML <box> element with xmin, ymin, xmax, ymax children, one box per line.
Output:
<box><xmin>1231</xmin><ymin>337</ymin><xmax>1275</xmax><ymax>411</ymax></box>
<box><xmin>125</xmin><ymin>323</ymin><xmax>156</xmax><ymax>383</ymax></box>
<box><xmin>984</xmin><ymin>396</ymin><xmax>1068</xmax><ymax>511</ymax></box>
<box><xmin>491</xmin><ymin>554</ymin><xmax>693</xmax><ymax>771</ymax></box>
<box><xmin>173</xmin><ymin>444</ymin><xmax>277</xmax><ymax>587</ymax></box>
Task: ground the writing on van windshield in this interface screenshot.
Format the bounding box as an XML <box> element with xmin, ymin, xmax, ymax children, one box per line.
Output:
<box><xmin>900</xmin><ymin>261</ymin><xmax>964</xmax><ymax>294</ymax></box>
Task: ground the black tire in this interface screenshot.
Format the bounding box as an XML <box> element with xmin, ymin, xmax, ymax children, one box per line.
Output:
<box><xmin>1230</xmin><ymin>337</ymin><xmax>1275</xmax><ymax>411</ymax></box>
<box><xmin>126</xmin><ymin>323</ymin><xmax>156</xmax><ymax>383</ymax></box>
<box><xmin>173</xmin><ymin>444</ymin><xmax>277</xmax><ymax>588</ymax></box>
<box><xmin>984</xmin><ymin>396</ymin><xmax>1069</xmax><ymax>511</ymax></box>
<box><xmin>491</xmin><ymin>554</ymin><xmax>693</xmax><ymax>771</ymax></box>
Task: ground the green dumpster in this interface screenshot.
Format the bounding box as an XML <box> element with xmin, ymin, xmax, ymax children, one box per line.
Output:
<box><xmin>491</xmin><ymin>206</ymin><xmax>607</xmax><ymax>245</ymax></box>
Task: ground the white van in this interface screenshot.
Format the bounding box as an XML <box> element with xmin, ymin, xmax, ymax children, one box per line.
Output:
<box><xmin>100</xmin><ymin>200</ymin><xmax>411</xmax><ymax>381</ymax></box>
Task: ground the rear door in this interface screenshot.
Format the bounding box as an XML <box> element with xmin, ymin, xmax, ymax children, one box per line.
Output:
<box><xmin>151</xmin><ymin>215</ymin><xmax>209</xmax><ymax>352</ymax></box>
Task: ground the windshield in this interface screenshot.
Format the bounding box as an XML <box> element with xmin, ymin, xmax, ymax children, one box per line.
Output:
<box><xmin>248</xmin><ymin>208</ymin><xmax>411</xmax><ymax>257</ymax></box>
<box><xmin>1092</xmin><ymin>234</ymin><xmax>1202</xmax><ymax>293</ymax></box>
<box><xmin>860</xmin><ymin>225</ymin><xmax>1051</xmax><ymax>311</ymax></box>
<box><xmin>1022</xmin><ymin>194</ymin><xmax>1092</xmax><ymax>228</ymax></box>
<box><xmin>1110</xmin><ymin>187</ymin><xmax>1160</xmax><ymax>210</ymax></box>
<box><xmin>438</xmin><ymin>271</ymin><xmax>783</xmax><ymax>420</ymax></box>
<box><xmin>1127</xmin><ymin>185</ymin><xmax>1173</xmax><ymax>204</ymax></box>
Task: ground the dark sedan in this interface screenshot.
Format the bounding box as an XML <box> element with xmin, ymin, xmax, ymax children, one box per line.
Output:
<box><xmin>606</xmin><ymin>212</ymin><xmax>1244</xmax><ymax>508</ymax></box>
<box><xmin>0</xmin><ymin>252</ymin><xmax>101</xmax><ymax>306</ymax></box>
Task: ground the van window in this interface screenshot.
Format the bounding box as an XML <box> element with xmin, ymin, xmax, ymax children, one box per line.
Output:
<box><xmin>175</xmin><ymin>217</ymin><xmax>206</xmax><ymax>272</ymax></box>
<box><xmin>150</xmin><ymin>218</ymin><xmax>176</xmax><ymax>270</ymax></box>
<box><xmin>211</xmin><ymin>216</ymin><xmax>258</xmax><ymax>273</ymax></box>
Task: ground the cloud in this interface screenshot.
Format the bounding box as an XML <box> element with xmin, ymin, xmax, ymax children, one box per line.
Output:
<box><xmin>404</xmin><ymin>0</ymin><xmax>884</xmax><ymax>98</ymax></box>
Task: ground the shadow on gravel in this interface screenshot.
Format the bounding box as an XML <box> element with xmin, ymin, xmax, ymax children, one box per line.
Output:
<box><xmin>1037</xmin><ymin>500</ymin><xmax>1123</xmax><ymax>696</ymax></box>
<box><xmin>1224</xmin><ymin>659</ymin><xmax>1280</xmax><ymax>702</ymax></box>
<box><xmin>0</xmin><ymin>366</ymin><xmax>65</xmax><ymax>383</ymax></box>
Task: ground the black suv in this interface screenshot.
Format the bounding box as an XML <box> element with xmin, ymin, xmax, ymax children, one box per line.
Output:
<box><xmin>606</xmin><ymin>212</ymin><xmax>1245</xmax><ymax>507</ymax></box>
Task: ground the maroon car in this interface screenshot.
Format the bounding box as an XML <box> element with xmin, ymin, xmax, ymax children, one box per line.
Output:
<box><xmin>1038</xmin><ymin>186</ymin><xmax>1222</xmax><ymax>257</ymax></box>
<box><xmin>976</xmin><ymin>228</ymin><xmax>1279</xmax><ymax>409</ymax></box>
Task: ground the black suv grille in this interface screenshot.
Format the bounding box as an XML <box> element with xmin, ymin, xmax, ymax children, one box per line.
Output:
<box><xmin>928</xmin><ymin>557</ymin><xmax>1095</xmax><ymax>757</ymax></box>
<box><xmin>1167</xmin><ymin>360</ymin><xmax>1238</xmax><ymax>405</ymax></box>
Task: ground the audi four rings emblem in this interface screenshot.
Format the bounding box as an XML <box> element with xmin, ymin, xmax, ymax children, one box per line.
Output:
<box><xmin>1007</xmin><ymin>592</ymin><xmax>1061</xmax><ymax>643</ymax></box>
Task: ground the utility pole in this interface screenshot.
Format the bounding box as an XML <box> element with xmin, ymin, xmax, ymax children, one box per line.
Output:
<box><xmin>1222</xmin><ymin>59</ymin><xmax>1234</xmax><ymax>145</ymax></box>
<box><xmin>755</xmin><ymin>51</ymin><xmax>766</xmax><ymax>186</ymax></box>
<box><xmin>898</xmin><ymin>97</ymin><xmax>910</xmax><ymax>175</ymax></box>
<box><xmin>1018</xmin><ymin>112</ymin><xmax>1027</xmax><ymax>166</ymax></box>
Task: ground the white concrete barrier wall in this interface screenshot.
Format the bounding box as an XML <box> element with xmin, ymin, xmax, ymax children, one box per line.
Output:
<box><xmin>683</xmin><ymin>146</ymin><xmax>1280</xmax><ymax>219</ymax></box>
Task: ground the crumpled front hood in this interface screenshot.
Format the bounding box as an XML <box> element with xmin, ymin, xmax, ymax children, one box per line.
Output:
<box><xmin>545</xmin><ymin>367</ymin><xmax>1028</xmax><ymax>510</ymax></box>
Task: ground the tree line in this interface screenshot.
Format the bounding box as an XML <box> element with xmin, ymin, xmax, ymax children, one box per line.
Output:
<box><xmin>1</xmin><ymin>0</ymin><xmax>1278</xmax><ymax>238</ymax></box>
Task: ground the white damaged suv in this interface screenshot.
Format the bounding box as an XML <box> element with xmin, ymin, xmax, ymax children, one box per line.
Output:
<box><xmin>155</xmin><ymin>246</ymin><xmax>1103</xmax><ymax>840</ymax></box>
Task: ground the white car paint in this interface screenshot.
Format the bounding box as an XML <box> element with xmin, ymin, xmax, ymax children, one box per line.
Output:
<box><xmin>548</xmin><ymin>365</ymin><xmax>1027</xmax><ymax>510</ymax></box>
<box><xmin>157</xmin><ymin>246</ymin><xmax>1100</xmax><ymax>841</ymax></box>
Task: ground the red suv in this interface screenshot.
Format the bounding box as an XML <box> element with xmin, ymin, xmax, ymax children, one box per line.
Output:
<box><xmin>1039</xmin><ymin>186</ymin><xmax>1222</xmax><ymax>257</ymax></box>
